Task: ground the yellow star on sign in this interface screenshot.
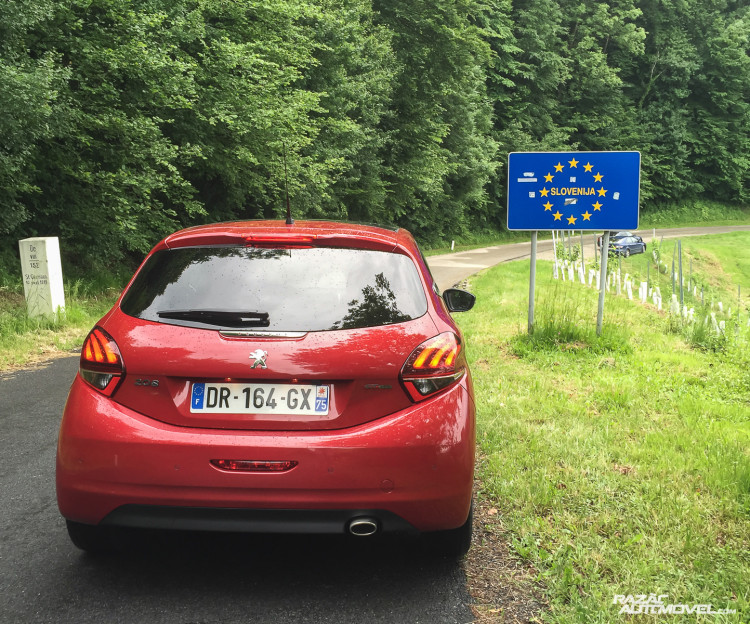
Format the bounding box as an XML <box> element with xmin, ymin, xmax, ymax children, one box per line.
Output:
<box><xmin>554</xmin><ymin>162</ymin><xmax>564</xmax><ymax>172</ymax></box>
<box><xmin>553</xmin><ymin>211</ymin><xmax>563</xmax><ymax>221</ymax></box>
<box><xmin>539</xmin><ymin>188</ymin><xmax>549</xmax><ymax>197</ymax></box>
<box><xmin>592</xmin><ymin>201</ymin><xmax>602</xmax><ymax>211</ymax></box>
<box><xmin>593</xmin><ymin>172</ymin><xmax>603</xmax><ymax>182</ymax></box>
<box><xmin>598</xmin><ymin>187</ymin><xmax>607</xmax><ymax>197</ymax></box>
<box><xmin>543</xmin><ymin>201</ymin><xmax>553</xmax><ymax>211</ymax></box>
<box><xmin>582</xmin><ymin>211</ymin><xmax>592</xmax><ymax>221</ymax></box>
<box><xmin>567</xmin><ymin>215</ymin><xmax>577</xmax><ymax>225</ymax></box>
<box><xmin>568</xmin><ymin>158</ymin><xmax>579</xmax><ymax>168</ymax></box>
<box><xmin>544</xmin><ymin>173</ymin><xmax>554</xmax><ymax>183</ymax></box>
<box><xmin>583</xmin><ymin>162</ymin><xmax>593</xmax><ymax>172</ymax></box>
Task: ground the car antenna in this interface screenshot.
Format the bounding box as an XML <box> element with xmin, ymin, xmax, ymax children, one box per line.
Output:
<box><xmin>283</xmin><ymin>142</ymin><xmax>293</xmax><ymax>225</ymax></box>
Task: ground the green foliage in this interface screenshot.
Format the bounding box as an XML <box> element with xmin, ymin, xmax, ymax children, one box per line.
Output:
<box><xmin>631</xmin><ymin>0</ymin><xmax>750</xmax><ymax>203</ymax></box>
<box><xmin>520</xmin><ymin>260</ymin><xmax>632</xmax><ymax>353</ymax></box>
<box><xmin>681</xmin><ymin>313</ymin><xmax>733</xmax><ymax>352</ymax></box>
<box><xmin>641</xmin><ymin>201</ymin><xmax>750</xmax><ymax>227</ymax></box>
<box><xmin>296</xmin><ymin>0</ymin><xmax>398</xmax><ymax>224</ymax></box>
<box><xmin>371</xmin><ymin>0</ymin><xmax>497</xmax><ymax>243</ymax></box>
<box><xmin>0</xmin><ymin>0</ymin><xmax>68</xmax><ymax>234</ymax></box>
<box><xmin>0</xmin><ymin>0</ymin><xmax>749</xmax><ymax>273</ymax></box>
<box><xmin>555</xmin><ymin>241</ymin><xmax>581</xmax><ymax>263</ymax></box>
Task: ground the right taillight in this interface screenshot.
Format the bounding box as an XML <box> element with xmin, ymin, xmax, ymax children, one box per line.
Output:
<box><xmin>79</xmin><ymin>327</ymin><xmax>124</xmax><ymax>396</ymax></box>
<box><xmin>400</xmin><ymin>332</ymin><xmax>466</xmax><ymax>401</ymax></box>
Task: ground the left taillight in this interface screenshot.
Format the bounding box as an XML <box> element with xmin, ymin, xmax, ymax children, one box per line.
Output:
<box><xmin>79</xmin><ymin>327</ymin><xmax>124</xmax><ymax>396</ymax></box>
<box><xmin>400</xmin><ymin>332</ymin><xmax>466</xmax><ymax>401</ymax></box>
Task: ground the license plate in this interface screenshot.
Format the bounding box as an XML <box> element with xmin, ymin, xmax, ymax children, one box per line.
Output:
<box><xmin>190</xmin><ymin>382</ymin><xmax>329</xmax><ymax>415</ymax></box>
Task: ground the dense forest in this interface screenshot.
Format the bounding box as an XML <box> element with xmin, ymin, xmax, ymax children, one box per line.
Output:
<box><xmin>1</xmin><ymin>0</ymin><xmax>749</xmax><ymax>270</ymax></box>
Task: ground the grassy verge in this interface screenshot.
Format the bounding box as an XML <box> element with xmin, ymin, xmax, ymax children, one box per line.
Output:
<box><xmin>639</xmin><ymin>201</ymin><xmax>750</xmax><ymax>229</ymax></box>
<box><xmin>457</xmin><ymin>238</ymin><xmax>749</xmax><ymax>622</ymax></box>
<box><xmin>677</xmin><ymin>232</ymin><xmax>750</xmax><ymax>293</ymax></box>
<box><xmin>608</xmin><ymin>232</ymin><xmax>750</xmax><ymax>304</ymax></box>
<box><xmin>0</xmin><ymin>281</ymin><xmax>120</xmax><ymax>370</ymax></box>
<box><xmin>607</xmin><ymin>232</ymin><xmax>749</xmax><ymax>352</ymax></box>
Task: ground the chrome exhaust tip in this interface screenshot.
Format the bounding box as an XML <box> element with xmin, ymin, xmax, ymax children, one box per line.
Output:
<box><xmin>347</xmin><ymin>518</ymin><xmax>379</xmax><ymax>537</ymax></box>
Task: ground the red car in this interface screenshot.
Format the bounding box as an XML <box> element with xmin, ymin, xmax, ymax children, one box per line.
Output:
<box><xmin>57</xmin><ymin>221</ymin><xmax>476</xmax><ymax>556</ymax></box>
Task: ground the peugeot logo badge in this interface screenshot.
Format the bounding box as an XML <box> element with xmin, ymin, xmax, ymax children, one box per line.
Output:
<box><xmin>249</xmin><ymin>349</ymin><xmax>268</xmax><ymax>369</ymax></box>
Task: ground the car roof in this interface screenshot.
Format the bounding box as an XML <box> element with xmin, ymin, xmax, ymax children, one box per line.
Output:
<box><xmin>159</xmin><ymin>220</ymin><xmax>417</xmax><ymax>254</ymax></box>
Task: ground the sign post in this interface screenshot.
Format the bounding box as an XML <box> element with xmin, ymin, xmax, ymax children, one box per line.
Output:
<box><xmin>596</xmin><ymin>231</ymin><xmax>611</xmax><ymax>335</ymax></box>
<box><xmin>528</xmin><ymin>231</ymin><xmax>537</xmax><ymax>333</ymax></box>
<box><xmin>507</xmin><ymin>151</ymin><xmax>640</xmax><ymax>335</ymax></box>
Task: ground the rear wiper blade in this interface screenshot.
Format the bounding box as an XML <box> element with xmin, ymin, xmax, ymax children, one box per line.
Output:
<box><xmin>157</xmin><ymin>309</ymin><xmax>270</xmax><ymax>327</ymax></box>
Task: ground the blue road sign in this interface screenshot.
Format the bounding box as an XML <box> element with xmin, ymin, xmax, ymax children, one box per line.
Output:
<box><xmin>507</xmin><ymin>151</ymin><xmax>640</xmax><ymax>231</ymax></box>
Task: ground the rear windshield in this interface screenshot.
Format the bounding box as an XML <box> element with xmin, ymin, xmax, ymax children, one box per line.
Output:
<box><xmin>120</xmin><ymin>246</ymin><xmax>428</xmax><ymax>331</ymax></box>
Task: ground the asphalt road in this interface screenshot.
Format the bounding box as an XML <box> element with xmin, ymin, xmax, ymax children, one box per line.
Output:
<box><xmin>0</xmin><ymin>357</ymin><xmax>473</xmax><ymax>624</ymax></box>
<box><xmin>428</xmin><ymin>224</ymin><xmax>750</xmax><ymax>291</ymax></box>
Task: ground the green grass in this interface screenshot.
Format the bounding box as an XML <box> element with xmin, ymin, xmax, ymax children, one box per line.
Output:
<box><xmin>677</xmin><ymin>232</ymin><xmax>750</xmax><ymax>294</ymax></box>
<box><xmin>610</xmin><ymin>233</ymin><xmax>749</xmax><ymax>354</ymax></box>
<box><xmin>457</xmin><ymin>240</ymin><xmax>749</xmax><ymax>622</ymax></box>
<box><xmin>0</xmin><ymin>280</ymin><xmax>119</xmax><ymax>369</ymax></box>
<box><xmin>640</xmin><ymin>201</ymin><xmax>750</xmax><ymax>228</ymax></box>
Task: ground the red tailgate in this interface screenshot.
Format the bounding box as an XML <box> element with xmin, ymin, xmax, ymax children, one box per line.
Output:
<box><xmin>102</xmin><ymin>310</ymin><xmax>438</xmax><ymax>431</ymax></box>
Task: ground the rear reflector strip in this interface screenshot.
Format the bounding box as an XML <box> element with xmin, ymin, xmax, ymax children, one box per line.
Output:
<box><xmin>210</xmin><ymin>459</ymin><xmax>298</xmax><ymax>473</ymax></box>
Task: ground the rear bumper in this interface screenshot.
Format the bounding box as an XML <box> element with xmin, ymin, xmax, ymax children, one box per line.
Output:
<box><xmin>100</xmin><ymin>505</ymin><xmax>417</xmax><ymax>535</ymax></box>
<box><xmin>57</xmin><ymin>376</ymin><xmax>475</xmax><ymax>533</ymax></box>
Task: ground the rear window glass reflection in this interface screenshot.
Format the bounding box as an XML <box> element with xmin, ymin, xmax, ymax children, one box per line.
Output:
<box><xmin>120</xmin><ymin>247</ymin><xmax>428</xmax><ymax>331</ymax></box>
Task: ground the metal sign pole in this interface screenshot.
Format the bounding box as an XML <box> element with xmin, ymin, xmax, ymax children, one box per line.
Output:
<box><xmin>552</xmin><ymin>230</ymin><xmax>558</xmax><ymax>278</ymax></box>
<box><xmin>580</xmin><ymin>230</ymin><xmax>584</xmax><ymax>266</ymax></box>
<box><xmin>551</xmin><ymin>229</ymin><xmax>556</xmax><ymax>260</ymax></box>
<box><xmin>678</xmin><ymin>240</ymin><xmax>684</xmax><ymax>307</ymax></box>
<box><xmin>596</xmin><ymin>231</ymin><xmax>610</xmax><ymax>336</ymax></box>
<box><xmin>528</xmin><ymin>231</ymin><xmax>538</xmax><ymax>335</ymax></box>
<box><xmin>560</xmin><ymin>229</ymin><xmax>565</xmax><ymax>263</ymax></box>
<box><xmin>738</xmin><ymin>285</ymin><xmax>741</xmax><ymax>333</ymax></box>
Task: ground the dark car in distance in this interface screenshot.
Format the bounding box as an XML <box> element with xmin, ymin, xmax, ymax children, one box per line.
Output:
<box><xmin>609</xmin><ymin>235</ymin><xmax>647</xmax><ymax>257</ymax></box>
<box><xmin>56</xmin><ymin>220</ymin><xmax>477</xmax><ymax>557</ymax></box>
<box><xmin>596</xmin><ymin>231</ymin><xmax>635</xmax><ymax>249</ymax></box>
